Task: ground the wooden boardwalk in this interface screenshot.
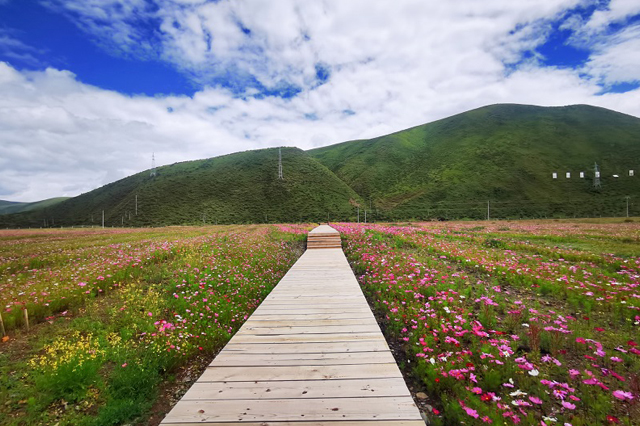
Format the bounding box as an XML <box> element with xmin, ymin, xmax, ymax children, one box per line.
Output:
<box><xmin>161</xmin><ymin>225</ymin><xmax>423</xmax><ymax>425</ymax></box>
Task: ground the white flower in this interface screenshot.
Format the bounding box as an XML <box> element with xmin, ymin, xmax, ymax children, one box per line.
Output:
<box><xmin>528</xmin><ymin>369</ymin><xmax>539</xmax><ymax>376</ymax></box>
<box><xmin>429</xmin><ymin>357</ymin><xmax>436</xmax><ymax>365</ymax></box>
<box><xmin>509</xmin><ymin>390</ymin><xmax>527</xmax><ymax>397</ymax></box>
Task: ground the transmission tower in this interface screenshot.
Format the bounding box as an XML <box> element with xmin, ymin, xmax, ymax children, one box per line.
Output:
<box><xmin>278</xmin><ymin>147</ymin><xmax>283</xmax><ymax>180</ymax></box>
<box><xmin>593</xmin><ymin>162</ymin><xmax>601</xmax><ymax>189</ymax></box>
<box><xmin>150</xmin><ymin>153</ymin><xmax>157</xmax><ymax>177</ymax></box>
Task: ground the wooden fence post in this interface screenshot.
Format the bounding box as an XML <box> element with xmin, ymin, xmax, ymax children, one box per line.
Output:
<box><xmin>23</xmin><ymin>308</ymin><xmax>29</xmax><ymax>331</ymax></box>
<box><xmin>0</xmin><ymin>311</ymin><xmax>5</xmax><ymax>337</ymax></box>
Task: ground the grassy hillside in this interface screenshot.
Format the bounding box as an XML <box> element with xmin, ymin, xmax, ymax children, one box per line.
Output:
<box><xmin>310</xmin><ymin>104</ymin><xmax>640</xmax><ymax>219</ymax></box>
<box><xmin>0</xmin><ymin>197</ymin><xmax>69</xmax><ymax>215</ymax></box>
<box><xmin>3</xmin><ymin>103</ymin><xmax>639</xmax><ymax>227</ymax></box>
<box><xmin>0</xmin><ymin>148</ymin><xmax>361</xmax><ymax>228</ymax></box>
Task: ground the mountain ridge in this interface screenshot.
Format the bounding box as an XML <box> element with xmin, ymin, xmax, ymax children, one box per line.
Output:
<box><xmin>2</xmin><ymin>103</ymin><xmax>640</xmax><ymax>227</ymax></box>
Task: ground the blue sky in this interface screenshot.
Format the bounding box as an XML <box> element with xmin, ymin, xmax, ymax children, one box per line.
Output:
<box><xmin>1</xmin><ymin>0</ymin><xmax>640</xmax><ymax>201</ymax></box>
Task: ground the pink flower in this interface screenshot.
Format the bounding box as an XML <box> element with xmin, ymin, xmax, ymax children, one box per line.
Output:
<box><xmin>470</xmin><ymin>373</ymin><xmax>478</xmax><ymax>383</ymax></box>
<box><xmin>612</xmin><ymin>390</ymin><xmax>634</xmax><ymax>401</ymax></box>
<box><xmin>569</xmin><ymin>369</ymin><xmax>580</xmax><ymax>378</ymax></box>
<box><xmin>462</xmin><ymin>406</ymin><xmax>479</xmax><ymax>418</ymax></box>
<box><xmin>529</xmin><ymin>396</ymin><xmax>543</xmax><ymax>404</ymax></box>
<box><xmin>471</xmin><ymin>387</ymin><xmax>483</xmax><ymax>394</ymax></box>
<box><xmin>562</xmin><ymin>401</ymin><xmax>576</xmax><ymax>410</ymax></box>
<box><xmin>610</xmin><ymin>357</ymin><xmax>623</xmax><ymax>362</ymax></box>
<box><xmin>78</xmin><ymin>282</ymin><xmax>86</xmax><ymax>287</ymax></box>
<box><xmin>148</xmin><ymin>312</ymin><xmax>153</xmax><ymax>317</ymax></box>
<box><xmin>121</xmin><ymin>363</ymin><xmax>127</xmax><ymax>367</ymax></box>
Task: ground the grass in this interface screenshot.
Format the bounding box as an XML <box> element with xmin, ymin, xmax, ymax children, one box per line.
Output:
<box><xmin>0</xmin><ymin>198</ymin><xmax>69</xmax><ymax>216</ymax></box>
<box><xmin>310</xmin><ymin>104</ymin><xmax>640</xmax><ymax>220</ymax></box>
<box><xmin>0</xmin><ymin>148</ymin><xmax>361</xmax><ymax>228</ymax></box>
<box><xmin>0</xmin><ymin>224</ymin><xmax>309</xmax><ymax>425</ymax></box>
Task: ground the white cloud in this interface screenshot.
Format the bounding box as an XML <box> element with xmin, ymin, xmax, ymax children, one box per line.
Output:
<box><xmin>585</xmin><ymin>24</ymin><xmax>640</xmax><ymax>84</ymax></box>
<box><xmin>1</xmin><ymin>1</ymin><xmax>640</xmax><ymax>201</ymax></box>
<box><xmin>45</xmin><ymin>0</ymin><xmax>588</xmax><ymax>91</ymax></box>
<box><xmin>0</xmin><ymin>30</ymin><xmax>44</xmax><ymax>67</ymax></box>
<box><xmin>585</xmin><ymin>0</ymin><xmax>640</xmax><ymax>30</ymax></box>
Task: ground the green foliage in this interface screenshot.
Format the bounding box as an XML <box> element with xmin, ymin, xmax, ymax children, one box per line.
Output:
<box><xmin>311</xmin><ymin>104</ymin><xmax>640</xmax><ymax>219</ymax></box>
<box><xmin>0</xmin><ymin>197</ymin><xmax>69</xmax><ymax>215</ymax></box>
<box><xmin>0</xmin><ymin>148</ymin><xmax>362</xmax><ymax>227</ymax></box>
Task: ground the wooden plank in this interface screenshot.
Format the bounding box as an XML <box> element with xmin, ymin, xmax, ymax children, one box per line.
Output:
<box><xmin>161</xmin><ymin>397</ymin><xmax>422</xmax><ymax>423</ymax></box>
<box><xmin>243</xmin><ymin>319</ymin><xmax>375</xmax><ymax>327</ymax></box>
<box><xmin>222</xmin><ymin>341</ymin><xmax>390</xmax><ymax>354</ymax></box>
<box><xmin>231</xmin><ymin>333</ymin><xmax>385</xmax><ymax>344</ymax></box>
<box><xmin>163</xmin><ymin>422</ymin><xmax>425</xmax><ymax>426</ymax></box>
<box><xmin>254</xmin><ymin>307</ymin><xmax>371</xmax><ymax>313</ymax></box>
<box><xmin>240</xmin><ymin>325</ymin><xmax>379</xmax><ymax>335</ymax></box>
<box><xmin>247</xmin><ymin>313</ymin><xmax>375</xmax><ymax>320</ymax></box>
<box><xmin>180</xmin><ymin>377</ymin><xmax>411</xmax><ymax>400</ymax></box>
<box><xmin>198</xmin><ymin>364</ymin><xmax>401</xmax><ymax>382</ymax></box>
<box><xmin>210</xmin><ymin>351</ymin><xmax>396</xmax><ymax>367</ymax></box>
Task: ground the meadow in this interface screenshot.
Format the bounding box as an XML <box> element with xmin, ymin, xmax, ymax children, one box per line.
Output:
<box><xmin>334</xmin><ymin>220</ymin><xmax>640</xmax><ymax>425</ymax></box>
<box><xmin>0</xmin><ymin>224</ymin><xmax>308</xmax><ymax>425</ymax></box>
<box><xmin>1</xmin><ymin>220</ymin><xmax>638</xmax><ymax>426</ymax></box>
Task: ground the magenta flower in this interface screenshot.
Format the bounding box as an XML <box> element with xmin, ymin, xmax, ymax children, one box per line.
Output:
<box><xmin>612</xmin><ymin>390</ymin><xmax>634</xmax><ymax>401</ymax></box>
<box><xmin>529</xmin><ymin>396</ymin><xmax>543</xmax><ymax>404</ymax></box>
<box><xmin>462</xmin><ymin>406</ymin><xmax>479</xmax><ymax>418</ymax></box>
<box><xmin>562</xmin><ymin>401</ymin><xmax>576</xmax><ymax>410</ymax></box>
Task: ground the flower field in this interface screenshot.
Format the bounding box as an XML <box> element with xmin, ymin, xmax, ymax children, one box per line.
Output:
<box><xmin>335</xmin><ymin>221</ymin><xmax>640</xmax><ymax>426</ymax></box>
<box><xmin>0</xmin><ymin>225</ymin><xmax>307</xmax><ymax>426</ymax></box>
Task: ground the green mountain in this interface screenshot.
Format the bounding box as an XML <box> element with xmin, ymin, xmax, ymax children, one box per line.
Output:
<box><xmin>2</xmin><ymin>103</ymin><xmax>640</xmax><ymax>227</ymax></box>
<box><xmin>309</xmin><ymin>104</ymin><xmax>640</xmax><ymax>219</ymax></box>
<box><xmin>0</xmin><ymin>197</ymin><xmax>69</xmax><ymax>215</ymax></box>
<box><xmin>0</xmin><ymin>148</ymin><xmax>361</xmax><ymax>228</ymax></box>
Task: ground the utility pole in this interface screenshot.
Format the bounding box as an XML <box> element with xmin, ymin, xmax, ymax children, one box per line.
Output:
<box><xmin>626</xmin><ymin>196</ymin><xmax>630</xmax><ymax>217</ymax></box>
<box><xmin>278</xmin><ymin>147</ymin><xmax>283</xmax><ymax>180</ymax></box>
<box><xmin>487</xmin><ymin>200</ymin><xmax>490</xmax><ymax>221</ymax></box>
<box><xmin>135</xmin><ymin>195</ymin><xmax>138</xmax><ymax>215</ymax></box>
<box><xmin>357</xmin><ymin>207</ymin><xmax>360</xmax><ymax>223</ymax></box>
<box><xmin>102</xmin><ymin>210</ymin><xmax>104</xmax><ymax>228</ymax></box>
<box><xmin>364</xmin><ymin>210</ymin><xmax>367</xmax><ymax>223</ymax></box>
<box><xmin>150</xmin><ymin>153</ymin><xmax>157</xmax><ymax>177</ymax></box>
<box><xmin>594</xmin><ymin>162</ymin><xmax>601</xmax><ymax>189</ymax></box>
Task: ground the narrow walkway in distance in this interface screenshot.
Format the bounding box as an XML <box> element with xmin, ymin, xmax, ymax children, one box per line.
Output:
<box><xmin>161</xmin><ymin>225</ymin><xmax>423</xmax><ymax>425</ymax></box>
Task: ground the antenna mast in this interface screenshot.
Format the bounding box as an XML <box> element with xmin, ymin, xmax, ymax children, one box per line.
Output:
<box><xmin>593</xmin><ymin>162</ymin><xmax>601</xmax><ymax>189</ymax></box>
<box><xmin>278</xmin><ymin>147</ymin><xmax>283</xmax><ymax>180</ymax></box>
<box><xmin>150</xmin><ymin>153</ymin><xmax>157</xmax><ymax>177</ymax></box>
